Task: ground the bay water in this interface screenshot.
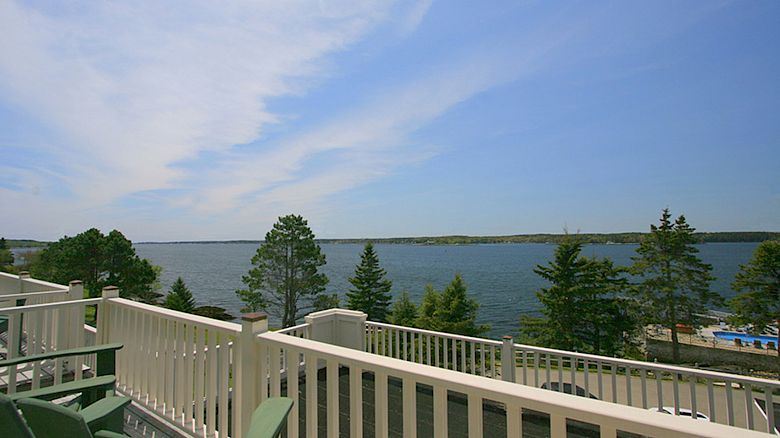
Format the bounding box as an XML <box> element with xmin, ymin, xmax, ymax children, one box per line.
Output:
<box><xmin>134</xmin><ymin>242</ymin><xmax>759</xmax><ymax>338</ymax></box>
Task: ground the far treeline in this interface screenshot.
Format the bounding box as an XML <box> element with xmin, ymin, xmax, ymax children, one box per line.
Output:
<box><xmin>319</xmin><ymin>231</ymin><xmax>780</xmax><ymax>245</ymax></box>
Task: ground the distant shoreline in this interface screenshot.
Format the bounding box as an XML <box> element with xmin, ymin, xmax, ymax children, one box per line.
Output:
<box><xmin>8</xmin><ymin>232</ymin><xmax>778</xmax><ymax>248</ymax></box>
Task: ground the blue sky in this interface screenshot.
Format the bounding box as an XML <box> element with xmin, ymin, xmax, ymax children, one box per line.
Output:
<box><xmin>1</xmin><ymin>1</ymin><xmax>778</xmax><ymax>241</ymax></box>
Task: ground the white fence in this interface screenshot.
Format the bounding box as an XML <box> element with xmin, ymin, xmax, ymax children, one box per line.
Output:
<box><xmin>365</xmin><ymin>320</ymin><xmax>780</xmax><ymax>434</ymax></box>
<box><xmin>0</xmin><ymin>278</ymin><xmax>99</xmax><ymax>393</ymax></box>
<box><xmin>101</xmin><ymin>294</ymin><xmax>241</xmax><ymax>438</ymax></box>
<box><xmin>2</xmin><ymin>273</ymin><xmax>777</xmax><ymax>438</ymax></box>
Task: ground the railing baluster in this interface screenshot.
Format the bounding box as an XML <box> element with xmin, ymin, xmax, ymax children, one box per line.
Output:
<box><xmin>403</xmin><ymin>330</ymin><xmax>408</xmax><ymax>361</ymax></box>
<box><xmin>707</xmin><ymin>379</ymin><xmax>715</xmax><ymax>422</ymax></box>
<box><xmin>611</xmin><ymin>363</ymin><xmax>618</xmax><ymax>403</ymax></box>
<box><xmin>426</xmin><ymin>335</ymin><xmax>431</xmax><ymax>366</ymax></box>
<box><xmin>403</xmin><ymin>377</ymin><xmax>417</xmax><ymax>438</ymax></box>
<box><xmin>656</xmin><ymin>370</ymin><xmax>664</xmax><ymax>412</ymax></box>
<box><xmin>597</xmin><ymin>361</ymin><xmax>603</xmax><ymax>400</ymax></box>
<box><xmin>570</xmin><ymin>357</ymin><xmax>576</xmax><ymax>395</ymax></box>
<box><xmin>470</xmin><ymin>340</ymin><xmax>475</xmax><ymax>374</ymax></box>
<box><xmin>460</xmin><ymin>339</ymin><xmax>466</xmax><ymax>373</ymax></box>
<box><xmin>419</xmin><ymin>333</ymin><xmax>424</xmax><ymax>365</ymax></box>
<box><xmin>640</xmin><ymin>368</ymin><xmax>648</xmax><ymax>409</ymax></box>
<box><xmin>194</xmin><ymin>326</ymin><xmax>205</xmax><ymax>432</ymax></box>
<box><xmin>175</xmin><ymin>320</ymin><xmax>186</xmax><ymax>419</ymax></box>
<box><xmin>550</xmin><ymin>413</ymin><xmax>566</xmax><ymax>438</ymax></box>
<box><xmin>184</xmin><ymin>324</ymin><xmax>195</xmax><ymax>425</ymax></box>
<box><xmin>435</xmin><ymin>335</ymin><xmax>440</xmax><ymax>367</ymax></box>
<box><xmin>672</xmin><ymin>372</ymin><xmax>680</xmax><ymax>415</ymax></box>
<box><xmin>270</xmin><ymin>345</ymin><xmax>281</xmax><ymax>397</ymax></box>
<box><xmin>625</xmin><ymin>366</ymin><xmax>632</xmax><ymax>406</ymax></box>
<box><xmin>725</xmin><ymin>380</ymin><xmax>734</xmax><ymax>426</ymax></box>
<box><xmin>349</xmin><ymin>364</ymin><xmax>362</xmax><ymax>438</ymax></box>
<box><xmin>545</xmin><ymin>354</ymin><xmax>551</xmax><ymax>389</ymax></box>
<box><xmin>218</xmin><ymin>334</ymin><xmax>230</xmax><ymax>436</ymax></box>
<box><xmin>305</xmin><ymin>353</ymin><xmax>318</xmax><ymax>438</ymax></box>
<box><xmin>482</xmin><ymin>343</ymin><xmax>488</xmax><ymax>377</ymax></box>
<box><xmin>376</xmin><ymin>370</ymin><xmax>389</xmax><ymax>438</ymax></box>
<box><xmin>286</xmin><ymin>348</ymin><xmax>300</xmax><ymax>438</ymax></box>
<box><xmin>327</xmin><ymin>359</ymin><xmax>339</xmax><ymax>438</ymax></box>
<box><xmin>533</xmin><ymin>352</ymin><xmax>539</xmax><ymax>386</ymax></box>
<box><xmin>468</xmin><ymin>394</ymin><xmax>483</xmax><ymax>438</ymax></box>
<box><xmin>584</xmin><ymin>359</ymin><xmax>590</xmax><ymax>397</ymax></box>
<box><xmin>433</xmin><ymin>385</ymin><xmax>447</xmax><ymax>438</ymax></box>
<box><xmin>506</xmin><ymin>403</ymin><xmax>522</xmax><ymax>438</ymax></box>
<box><xmin>491</xmin><ymin>345</ymin><xmax>496</xmax><ymax>378</ymax></box>
<box><xmin>766</xmin><ymin>388</ymin><xmax>775</xmax><ymax>434</ymax></box>
<box><xmin>744</xmin><ymin>384</ymin><xmax>753</xmax><ymax>429</ymax></box>
<box><xmin>206</xmin><ymin>328</ymin><xmax>217</xmax><ymax>436</ymax></box>
<box><xmin>689</xmin><ymin>375</ymin><xmax>697</xmax><ymax>421</ymax></box>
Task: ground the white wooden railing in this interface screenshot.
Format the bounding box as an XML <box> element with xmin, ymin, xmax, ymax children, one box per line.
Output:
<box><xmin>255</xmin><ymin>329</ymin><xmax>770</xmax><ymax>438</ymax></box>
<box><xmin>0</xmin><ymin>279</ymin><xmax>98</xmax><ymax>393</ymax></box>
<box><xmin>364</xmin><ymin>320</ymin><xmax>780</xmax><ymax>434</ymax></box>
<box><xmin>365</xmin><ymin>321</ymin><xmax>503</xmax><ymax>378</ymax></box>
<box><xmin>100</xmin><ymin>292</ymin><xmax>241</xmax><ymax>438</ymax></box>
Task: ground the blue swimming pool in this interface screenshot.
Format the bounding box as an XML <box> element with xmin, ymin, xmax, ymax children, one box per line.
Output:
<box><xmin>713</xmin><ymin>331</ymin><xmax>777</xmax><ymax>346</ymax></box>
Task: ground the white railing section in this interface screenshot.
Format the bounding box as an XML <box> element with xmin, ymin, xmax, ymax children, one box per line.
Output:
<box><xmin>363</xmin><ymin>320</ymin><xmax>780</xmax><ymax>434</ymax></box>
<box><xmin>101</xmin><ymin>294</ymin><xmax>241</xmax><ymax>438</ymax></box>
<box><xmin>0</xmin><ymin>282</ymin><xmax>100</xmax><ymax>393</ymax></box>
<box><xmin>510</xmin><ymin>342</ymin><xmax>780</xmax><ymax>434</ymax></box>
<box><xmin>256</xmin><ymin>329</ymin><xmax>769</xmax><ymax>438</ymax></box>
<box><xmin>365</xmin><ymin>321</ymin><xmax>503</xmax><ymax>378</ymax></box>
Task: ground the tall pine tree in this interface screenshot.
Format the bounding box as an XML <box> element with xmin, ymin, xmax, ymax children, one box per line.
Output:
<box><xmin>520</xmin><ymin>236</ymin><xmax>638</xmax><ymax>357</ymax></box>
<box><xmin>164</xmin><ymin>277</ymin><xmax>196</xmax><ymax>313</ymax></box>
<box><xmin>346</xmin><ymin>243</ymin><xmax>393</xmax><ymax>321</ymax></box>
<box><xmin>236</xmin><ymin>215</ymin><xmax>328</xmax><ymax>327</ymax></box>
<box><xmin>631</xmin><ymin>209</ymin><xmax>719</xmax><ymax>362</ymax></box>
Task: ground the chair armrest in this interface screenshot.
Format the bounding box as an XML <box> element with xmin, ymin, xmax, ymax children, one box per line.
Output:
<box><xmin>247</xmin><ymin>397</ymin><xmax>294</xmax><ymax>438</ymax></box>
<box><xmin>0</xmin><ymin>343</ymin><xmax>123</xmax><ymax>367</ymax></box>
<box><xmin>81</xmin><ymin>396</ymin><xmax>131</xmax><ymax>424</ymax></box>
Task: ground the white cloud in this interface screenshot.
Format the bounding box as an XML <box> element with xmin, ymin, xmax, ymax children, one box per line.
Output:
<box><xmin>0</xmin><ymin>0</ymin><xmax>404</xmax><ymax>204</ymax></box>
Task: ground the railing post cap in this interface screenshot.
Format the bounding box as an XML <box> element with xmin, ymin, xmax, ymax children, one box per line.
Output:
<box><xmin>19</xmin><ymin>271</ymin><xmax>31</xmax><ymax>278</ymax></box>
<box><xmin>502</xmin><ymin>335</ymin><xmax>513</xmax><ymax>340</ymax></box>
<box><xmin>102</xmin><ymin>285</ymin><xmax>119</xmax><ymax>298</ymax></box>
<box><xmin>69</xmin><ymin>280</ymin><xmax>83</xmax><ymax>286</ymax></box>
<box><xmin>242</xmin><ymin>312</ymin><xmax>268</xmax><ymax>322</ymax></box>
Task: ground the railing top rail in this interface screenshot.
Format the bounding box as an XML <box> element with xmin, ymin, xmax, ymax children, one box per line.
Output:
<box><xmin>0</xmin><ymin>297</ymin><xmax>102</xmax><ymax>314</ymax></box>
<box><xmin>258</xmin><ymin>331</ymin><xmax>766</xmax><ymax>438</ymax></box>
<box><xmin>0</xmin><ymin>289</ymin><xmax>70</xmax><ymax>300</ymax></box>
<box><xmin>0</xmin><ymin>272</ymin><xmax>69</xmax><ymax>290</ymax></box>
<box><xmin>366</xmin><ymin>320</ymin><xmax>504</xmax><ymax>346</ymax></box>
<box><xmin>513</xmin><ymin>341</ymin><xmax>780</xmax><ymax>388</ymax></box>
<box><xmin>108</xmin><ymin>297</ymin><xmax>241</xmax><ymax>334</ymax></box>
<box><xmin>277</xmin><ymin>322</ymin><xmax>309</xmax><ymax>334</ymax></box>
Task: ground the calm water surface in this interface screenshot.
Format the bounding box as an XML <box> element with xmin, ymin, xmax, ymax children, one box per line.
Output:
<box><xmin>134</xmin><ymin>242</ymin><xmax>759</xmax><ymax>338</ymax></box>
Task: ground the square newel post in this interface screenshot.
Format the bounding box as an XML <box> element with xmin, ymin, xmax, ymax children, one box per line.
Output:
<box><xmin>98</xmin><ymin>286</ymin><xmax>119</xmax><ymax>345</ymax></box>
<box><xmin>305</xmin><ymin>308</ymin><xmax>367</xmax><ymax>350</ymax></box>
<box><xmin>501</xmin><ymin>336</ymin><xmax>516</xmax><ymax>383</ymax></box>
<box><xmin>236</xmin><ymin>312</ymin><xmax>268</xmax><ymax>438</ymax></box>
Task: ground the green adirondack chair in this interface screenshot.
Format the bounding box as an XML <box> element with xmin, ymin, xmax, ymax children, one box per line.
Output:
<box><xmin>1</xmin><ymin>343</ymin><xmax>123</xmax><ymax>407</ymax></box>
<box><xmin>247</xmin><ymin>397</ymin><xmax>294</xmax><ymax>438</ymax></box>
<box><xmin>15</xmin><ymin>395</ymin><xmax>130</xmax><ymax>438</ymax></box>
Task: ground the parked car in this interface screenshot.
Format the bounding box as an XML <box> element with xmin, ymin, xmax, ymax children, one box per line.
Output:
<box><xmin>540</xmin><ymin>382</ymin><xmax>598</xmax><ymax>399</ymax></box>
<box><xmin>647</xmin><ymin>407</ymin><xmax>709</xmax><ymax>420</ymax></box>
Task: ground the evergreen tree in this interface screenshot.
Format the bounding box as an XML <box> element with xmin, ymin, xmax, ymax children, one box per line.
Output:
<box><xmin>631</xmin><ymin>209</ymin><xmax>719</xmax><ymax>361</ymax></box>
<box><xmin>31</xmin><ymin>228</ymin><xmax>159</xmax><ymax>300</ymax></box>
<box><xmin>389</xmin><ymin>290</ymin><xmax>418</xmax><ymax>327</ymax></box>
<box><xmin>164</xmin><ymin>277</ymin><xmax>196</xmax><ymax>313</ymax></box>
<box><xmin>346</xmin><ymin>243</ymin><xmax>393</xmax><ymax>321</ymax></box>
<box><xmin>236</xmin><ymin>215</ymin><xmax>328</xmax><ymax>327</ymax></box>
<box><xmin>519</xmin><ymin>236</ymin><xmax>638</xmax><ymax>356</ymax></box>
<box><xmin>313</xmin><ymin>293</ymin><xmax>340</xmax><ymax>312</ymax></box>
<box><xmin>0</xmin><ymin>237</ymin><xmax>13</xmax><ymax>272</ymax></box>
<box><xmin>415</xmin><ymin>274</ymin><xmax>489</xmax><ymax>336</ymax></box>
<box><xmin>728</xmin><ymin>241</ymin><xmax>780</xmax><ymax>370</ymax></box>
